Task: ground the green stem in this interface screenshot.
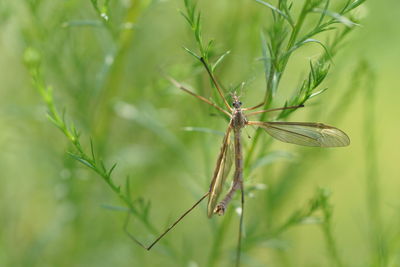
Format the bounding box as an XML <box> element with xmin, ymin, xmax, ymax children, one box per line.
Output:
<box><xmin>364</xmin><ymin>66</ymin><xmax>387</xmax><ymax>266</ymax></box>
<box><xmin>207</xmin><ymin>208</ymin><xmax>234</xmax><ymax>267</ymax></box>
<box><xmin>246</xmin><ymin>0</ymin><xmax>312</xmax><ymax>168</ymax></box>
<box><xmin>321</xmin><ymin>221</ymin><xmax>344</xmax><ymax>267</ymax></box>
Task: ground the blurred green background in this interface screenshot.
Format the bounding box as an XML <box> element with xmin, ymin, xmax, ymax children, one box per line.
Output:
<box><xmin>1</xmin><ymin>0</ymin><xmax>399</xmax><ymax>266</ymax></box>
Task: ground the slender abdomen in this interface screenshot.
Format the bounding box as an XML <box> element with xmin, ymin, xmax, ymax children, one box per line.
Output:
<box><xmin>233</xmin><ymin>128</ymin><xmax>243</xmax><ymax>185</ymax></box>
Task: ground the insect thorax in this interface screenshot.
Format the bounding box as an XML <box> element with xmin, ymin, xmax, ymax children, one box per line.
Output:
<box><xmin>232</xmin><ymin>110</ymin><xmax>247</xmax><ymax>129</ymax></box>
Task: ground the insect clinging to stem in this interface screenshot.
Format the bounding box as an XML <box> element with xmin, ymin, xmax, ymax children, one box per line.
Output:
<box><xmin>126</xmin><ymin>56</ymin><xmax>350</xmax><ymax>266</ymax></box>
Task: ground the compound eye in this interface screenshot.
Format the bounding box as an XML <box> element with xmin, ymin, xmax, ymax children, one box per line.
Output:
<box><xmin>239</xmin><ymin>101</ymin><xmax>242</xmax><ymax>105</ymax></box>
<box><xmin>232</xmin><ymin>102</ymin><xmax>235</xmax><ymax>106</ymax></box>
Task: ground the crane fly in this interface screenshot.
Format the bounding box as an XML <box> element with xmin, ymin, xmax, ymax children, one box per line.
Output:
<box><xmin>128</xmin><ymin>58</ymin><xmax>349</xmax><ymax>266</ymax></box>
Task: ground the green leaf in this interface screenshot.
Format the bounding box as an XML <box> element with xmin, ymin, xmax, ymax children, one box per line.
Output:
<box><xmin>211</xmin><ymin>50</ymin><xmax>230</xmax><ymax>72</ymax></box>
<box><xmin>287</xmin><ymin>38</ymin><xmax>331</xmax><ymax>62</ymax></box>
<box><xmin>313</xmin><ymin>8</ymin><xmax>360</xmax><ymax>27</ymax></box>
<box><xmin>260</xmin><ymin>30</ymin><xmax>271</xmax><ymax>80</ymax></box>
<box><xmin>255</xmin><ymin>0</ymin><xmax>294</xmax><ymax>27</ymax></box>
<box><xmin>345</xmin><ymin>0</ymin><xmax>366</xmax><ymax>13</ymax></box>
<box><xmin>309</xmin><ymin>87</ymin><xmax>328</xmax><ymax>98</ymax></box>
<box><xmin>179</xmin><ymin>10</ymin><xmax>192</xmax><ymax>26</ymax></box>
<box><xmin>182</xmin><ymin>46</ymin><xmax>200</xmax><ymax>59</ymax></box>
<box><xmin>68</xmin><ymin>152</ymin><xmax>95</xmax><ymax>170</ymax></box>
<box><xmin>108</xmin><ymin>163</ymin><xmax>117</xmax><ymax>177</ymax></box>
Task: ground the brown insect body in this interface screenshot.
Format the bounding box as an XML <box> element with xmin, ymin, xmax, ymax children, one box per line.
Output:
<box><xmin>206</xmin><ymin>95</ymin><xmax>350</xmax><ymax>217</ymax></box>
<box><xmin>214</xmin><ymin>98</ymin><xmax>247</xmax><ymax>215</ymax></box>
<box><xmin>139</xmin><ymin>72</ymin><xmax>349</xmax><ymax>267</ymax></box>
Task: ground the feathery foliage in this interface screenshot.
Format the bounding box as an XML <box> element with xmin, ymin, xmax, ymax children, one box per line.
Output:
<box><xmin>4</xmin><ymin>0</ymin><xmax>395</xmax><ymax>266</ymax></box>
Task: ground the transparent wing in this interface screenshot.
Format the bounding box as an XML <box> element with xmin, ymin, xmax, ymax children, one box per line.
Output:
<box><xmin>252</xmin><ymin>121</ymin><xmax>350</xmax><ymax>147</ymax></box>
<box><xmin>207</xmin><ymin>128</ymin><xmax>234</xmax><ymax>217</ymax></box>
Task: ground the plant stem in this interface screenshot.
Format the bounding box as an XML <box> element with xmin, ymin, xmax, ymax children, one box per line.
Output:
<box><xmin>363</xmin><ymin>65</ymin><xmax>387</xmax><ymax>266</ymax></box>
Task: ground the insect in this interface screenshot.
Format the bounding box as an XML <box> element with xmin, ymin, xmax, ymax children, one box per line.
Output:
<box><xmin>128</xmin><ymin>58</ymin><xmax>349</xmax><ymax>266</ymax></box>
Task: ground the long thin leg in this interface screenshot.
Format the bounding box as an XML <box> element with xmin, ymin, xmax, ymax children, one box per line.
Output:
<box><xmin>246</xmin><ymin>104</ymin><xmax>304</xmax><ymax>117</ymax></box>
<box><xmin>242</xmin><ymin>101</ymin><xmax>265</xmax><ymax>111</ymax></box>
<box><xmin>124</xmin><ymin>192</ymin><xmax>210</xmax><ymax>250</ymax></box>
<box><xmin>200</xmin><ymin>57</ymin><xmax>232</xmax><ymax>111</ymax></box>
<box><xmin>165</xmin><ymin>75</ymin><xmax>231</xmax><ymax>117</ymax></box>
<box><xmin>236</xmin><ymin>183</ymin><xmax>245</xmax><ymax>267</ymax></box>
